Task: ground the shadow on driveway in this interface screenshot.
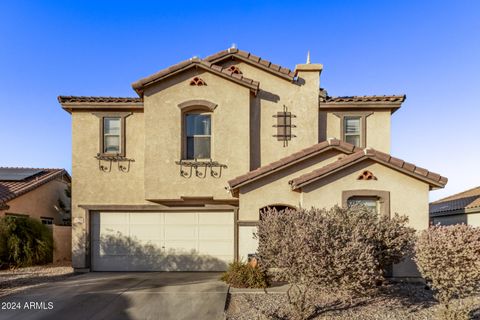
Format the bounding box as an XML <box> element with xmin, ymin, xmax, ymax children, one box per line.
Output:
<box><xmin>0</xmin><ymin>272</ymin><xmax>228</xmax><ymax>320</ymax></box>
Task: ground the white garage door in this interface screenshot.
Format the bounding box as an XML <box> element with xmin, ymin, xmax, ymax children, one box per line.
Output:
<box><xmin>91</xmin><ymin>211</ymin><xmax>234</xmax><ymax>271</ymax></box>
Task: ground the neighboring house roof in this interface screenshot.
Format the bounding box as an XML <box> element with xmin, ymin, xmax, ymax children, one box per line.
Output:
<box><xmin>429</xmin><ymin>186</ymin><xmax>480</xmax><ymax>215</ymax></box>
<box><xmin>204</xmin><ymin>48</ymin><xmax>296</xmax><ymax>81</ymax></box>
<box><xmin>228</xmin><ymin>139</ymin><xmax>361</xmax><ymax>190</ymax></box>
<box><xmin>289</xmin><ymin>148</ymin><xmax>447</xmax><ymax>190</ymax></box>
<box><xmin>0</xmin><ymin>168</ymin><xmax>70</xmax><ymax>207</ymax></box>
<box><xmin>321</xmin><ymin>95</ymin><xmax>406</xmax><ymax>104</ymax></box>
<box><xmin>132</xmin><ymin>57</ymin><xmax>260</xmax><ymax>96</ymax></box>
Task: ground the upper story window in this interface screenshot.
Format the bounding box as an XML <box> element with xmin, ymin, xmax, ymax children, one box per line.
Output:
<box><xmin>334</xmin><ymin>112</ymin><xmax>372</xmax><ymax>148</ymax></box>
<box><xmin>94</xmin><ymin>112</ymin><xmax>131</xmax><ymax>157</ymax></box>
<box><xmin>343</xmin><ymin>116</ymin><xmax>361</xmax><ymax>147</ymax></box>
<box><xmin>185</xmin><ymin>113</ymin><xmax>211</xmax><ymax>159</ymax></box>
<box><xmin>103</xmin><ymin>117</ymin><xmax>121</xmax><ymax>154</ymax></box>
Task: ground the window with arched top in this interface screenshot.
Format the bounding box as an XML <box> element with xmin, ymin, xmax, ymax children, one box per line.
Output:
<box><xmin>259</xmin><ymin>204</ymin><xmax>296</xmax><ymax>219</ymax></box>
<box><xmin>178</xmin><ymin>100</ymin><xmax>217</xmax><ymax>160</ymax></box>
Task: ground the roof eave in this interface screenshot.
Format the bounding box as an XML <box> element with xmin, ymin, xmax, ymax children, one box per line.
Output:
<box><xmin>132</xmin><ymin>62</ymin><xmax>259</xmax><ymax>97</ymax></box>
<box><xmin>205</xmin><ymin>51</ymin><xmax>295</xmax><ymax>82</ymax></box>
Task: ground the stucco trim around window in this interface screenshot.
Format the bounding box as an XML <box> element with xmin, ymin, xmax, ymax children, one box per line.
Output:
<box><xmin>333</xmin><ymin>111</ymin><xmax>373</xmax><ymax>148</ymax></box>
<box><xmin>342</xmin><ymin>189</ymin><xmax>390</xmax><ymax>217</ymax></box>
<box><xmin>92</xmin><ymin>112</ymin><xmax>132</xmax><ymax>157</ymax></box>
<box><xmin>177</xmin><ymin>99</ymin><xmax>217</xmax><ymax>112</ymax></box>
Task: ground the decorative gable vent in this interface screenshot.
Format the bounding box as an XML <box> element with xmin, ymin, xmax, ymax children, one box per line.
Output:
<box><xmin>357</xmin><ymin>170</ymin><xmax>377</xmax><ymax>180</ymax></box>
<box><xmin>189</xmin><ymin>77</ymin><xmax>206</xmax><ymax>86</ymax></box>
<box><xmin>226</xmin><ymin>65</ymin><xmax>242</xmax><ymax>74</ymax></box>
<box><xmin>273</xmin><ymin>105</ymin><xmax>296</xmax><ymax>147</ymax></box>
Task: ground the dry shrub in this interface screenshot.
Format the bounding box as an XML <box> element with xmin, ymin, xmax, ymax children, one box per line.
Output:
<box><xmin>221</xmin><ymin>260</ymin><xmax>269</xmax><ymax>288</ymax></box>
<box><xmin>415</xmin><ymin>224</ymin><xmax>480</xmax><ymax>318</ymax></box>
<box><xmin>257</xmin><ymin>206</ymin><xmax>415</xmax><ymax>319</ymax></box>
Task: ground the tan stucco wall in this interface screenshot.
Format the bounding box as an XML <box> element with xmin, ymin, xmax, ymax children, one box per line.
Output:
<box><xmin>218</xmin><ymin>61</ymin><xmax>321</xmax><ymax>166</ymax></box>
<box><xmin>237</xmin><ymin>159</ymin><xmax>430</xmax><ymax>277</ymax></box>
<box><xmin>238</xmin><ymin>149</ymin><xmax>344</xmax><ymax>220</ymax></box>
<box><xmin>143</xmin><ymin>69</ymin><xmax>251</xmax><ymax>200</ymax></box>
<box><xmin>324</xmin><ymin>110</ymin><xmax>391</xmax><ymax>153</ymax></box>
<box><xmin>71</xmin><ymin>110</ymin><xmax>147</xmax><ymax>267</ymax></box>
<box><xmin>0</xmin><ymin>179</ymin><xmax>70</xmax><ymax>225</ymax></box>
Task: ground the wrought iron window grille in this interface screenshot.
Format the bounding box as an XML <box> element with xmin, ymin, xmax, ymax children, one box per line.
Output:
<box><xmin>95</xmin><ymin>153</ymin><xmax>135</xmax><ymax>172</ymax></box>
<box><xmin>273</xmin><ymin>105</ymin><xmax>296</xmax><ymax>147</ymax></box>
<box><xmin>175</xmin><ymin>159</ymin><xmax>227</xmax><ymax>179</ymax></box>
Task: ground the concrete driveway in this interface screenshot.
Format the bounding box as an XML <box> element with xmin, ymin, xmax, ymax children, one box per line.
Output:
<box><xmin>0</xmin><ymin>272</ymin><xmax>228</xmax><ymax>320</ymax></box>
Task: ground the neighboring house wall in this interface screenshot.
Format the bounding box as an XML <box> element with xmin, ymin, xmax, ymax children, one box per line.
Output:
<box><xmin>0</xmin><ymin>179</ymin><xmax>70</xmax><ymax>225</ymax></box>
<box><xmin>431</xmin><ymin>212</ymin><xmax>480</xmax><ymax>227</ymax></box>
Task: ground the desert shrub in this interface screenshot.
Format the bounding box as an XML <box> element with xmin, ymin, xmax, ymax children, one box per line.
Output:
<box><xmin>257</xmin><ymin>205</ymin><xmax>415</xmax><ymax>319</ymax></box>
<box><xmin>221</xmin><ymin>260</ymin><xmax>269</xmax><ymax>288</ymax></box>
<box><xmin>415</xmin><ymin>224</ymin><xmax>480</xmax><ymax>314</ymax></box>
<box><xmin>0</xmin><ymin>216</ymin><xmax>53</xmax><ymax>268</ymax></box>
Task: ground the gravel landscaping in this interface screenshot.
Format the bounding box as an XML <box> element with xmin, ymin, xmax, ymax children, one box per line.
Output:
<box><xmin>0</xmin><ymin>263</ymin><xmax>75</xmax><ymax>298</ymax></box>
<box><xmin>226</xmin><ymin>283</ymin><xmax>480</xmax><ymax>320</ymax></box>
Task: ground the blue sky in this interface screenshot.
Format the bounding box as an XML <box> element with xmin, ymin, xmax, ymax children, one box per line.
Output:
<box><xmin>0</xmin><ymin>1</ymin><xmax>478</xmax><ymax>201</ymax></box>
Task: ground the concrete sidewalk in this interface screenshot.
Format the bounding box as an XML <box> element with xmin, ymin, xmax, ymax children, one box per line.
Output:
<box><xmin>0</xmin><ymin>272</ymin><xmax>228</xmax><ymax>320</ymax></box>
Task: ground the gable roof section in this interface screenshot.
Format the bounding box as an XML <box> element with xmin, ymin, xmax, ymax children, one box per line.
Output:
<box><xmin>289</xmin><ymin>148</ymin><xmax>447</xmax><ymax>190</ymax></box>
<box><xmin>228</xmin><ymin>138</ymin><xmax>361</xmax><ymax>190</ymax></box>
<box><xmin>132</xmin><ymin>57</ymin><xmax>260</xmax><ymax>96</ymax></box>
<box><xmin>0</xmin><ymin>168</ymin><xmax>70</xmax><ymax>206</ymax></box>
<box><xmin>429</xmin><ymin>186</ymin><xmax>480</xmax><ymax>215</ymax></box>
<box><xmin>204</xmin><ymin>48</ymin><xmax>296</xmax><ymax>81</ymax></box>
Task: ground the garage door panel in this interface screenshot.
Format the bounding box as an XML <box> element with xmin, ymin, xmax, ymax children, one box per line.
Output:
<box><xmin>93</xmin><ymin>225</ymin><xmax>129</xmax><ymax>241</ymax></box>
<box><xmin>164</xmin><ymin>212</ymin><xmax>196</xmax><ymax>224</ymax></box>
<box><xmin>198</xmin><ymin>212</ymin><xmax>233</xmax><ymax>225</ymax></box>
<box><xmin>129</xmin><ymin>224</ymin><xmax>164</xmax><ymax>240</ymax></box>
<box><xmin>198</xmin><ymin>240</ymin><xmax>234</xmax><ymax>256</ymax></box>
<box><xmin>198</xmin><ymin>225</ymin><xmax>232</xmax><ymax>240</ymax></box>
<box><xmin>165</xmin><ymin>225</ymin><xmax>197</xmax><ymax>240</ymax></box>
<box><xmin>165</xmin><ymin>240</ymin><xmax>197</xmax><ymax>253</ymax></box>
<box><xmin>129</xmin><ymin>212</ymin><xmax>164</xmax><ymax>225</ymax></box>
<box><xmin>93</xmin><ymin>212</ymin><xmax>129</xmax><ymax>225</ymax></box>
<box><xmin>91</xmin><ymin>211</ymin><xmax>233</xmax><ymax>271</ymax></box>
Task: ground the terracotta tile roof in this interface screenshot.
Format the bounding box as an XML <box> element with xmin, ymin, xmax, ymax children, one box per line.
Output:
<box><xmin>289</xmin><ymin>148</ymin><xmax>447</xmax><ymax>190</ymax></box>
<box><xmin>320</xmin><ymin>94</ymin><xmax>406</xmax><ymax>104</ymax></box>
<box><xmin>228</xmin><ymin>138</ymin><xmax>361</xmax><ymax>190</ymax></box>
<box><xmin>204</xmin><ymin>48</ymin><xmax>296</xmax><ymax>81</ymax></box>
<box><xmin>132</xmin><ymin>57</ymin><xmax>260</xmax><ymax>96</ymax></box>
<box><xmin>58</xmin><ymin>96</ymin><xmax>142</xmax><ymax>104</ymax></box>
<box><xmin>0</xmin><ymin>168</ymin><xmax>70</xmax><ymax>206</ymax></box>
<box><xmin>429</xmin><ymin>186</ymin><xmax>480</xmax><ymax>215</ymax></box>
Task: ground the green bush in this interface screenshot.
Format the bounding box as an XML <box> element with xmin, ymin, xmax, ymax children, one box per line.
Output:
<box><xmin>0</xmin><ymin>216</ymin><xmax>53</xmax><ymax>268</ymax></box>
<box><xmin>221</xmin><ymin>260</ymin><xmax>269</xmax><ymax>288</ymax></box>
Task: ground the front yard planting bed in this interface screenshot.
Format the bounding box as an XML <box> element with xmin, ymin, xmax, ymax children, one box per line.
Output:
<box><xmin>0</xmin><ymin>263</ymin><xmax>75</xmax><ymax>298</ymax></box>
<box><xmin>226</xmin><ymin>283</ymin><xmax>480</xmax><ymax>320</ymax></box>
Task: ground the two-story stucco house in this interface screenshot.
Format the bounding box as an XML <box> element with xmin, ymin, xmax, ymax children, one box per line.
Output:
<box><xmin>59</xmin><ymin>47</ymin><xmax>447</xmax><ymax>277</ymax></box>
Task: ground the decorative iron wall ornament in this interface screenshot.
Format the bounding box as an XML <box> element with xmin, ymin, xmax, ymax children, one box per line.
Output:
<box><xmin>95</xmin><ymin>154</ymin><xmax>135</xmax><ymax>173</ymax></box>
<box><xmin>175</xmin><ymin>159</ymin><xmax>227</xmax><ymax>179</ymax></box>
<box><xmin>273</xmin><ymin>105</ymin><xmax>296</xmax><ymax>147</ymax></box>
